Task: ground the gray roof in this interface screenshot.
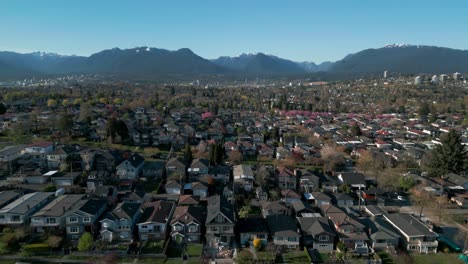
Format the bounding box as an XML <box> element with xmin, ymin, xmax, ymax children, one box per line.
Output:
<box><xmin>0</xmin><ymin>190</ymin><xmax>22</xmax><ymax>207</ymax></box>
<box><xmin>206</xmin><ymin>195</ymin><xmax>234</xmax><ymax>223</ymax></box>
<box><xmin>140</xmin><ymin>200</ymin><xmax>174</xmax><ymax>224</ymax></box>
<box><xmin>0</xmin><ymin>192</ymin><xmax>54</xmax><ymax>215</ymax></box>
<box><xmin>384</xmin><ymin>213</ymin><xmax>437</xmax><ymax>237</ymax></box>
<box><xmin>33</xmin><ymin>194</ymin><xmax>84</xmax><ymax>217</ymax></box>
<box><xmin>266</xmin><ymin>215</ymin><xmax>299</xmax><ymax>237</ymax></box>
<box><xmin>105</xmin><ymin>202</ymin><xmax>142</xmax><ymax>221</ymax></box>
<box><xmin>364</xmin><ymin>205</ymin><xmax>387</xmax><ymax>217</ymax></box>
<box><xmin>298</xmin><ymin>217</ymin><xmax>335</xmax><ymax>236</ymax></box>
<box><xmin>0</xmin><ymin>145</ymin><xmax>26</xmax><ymax>156</ymax></box>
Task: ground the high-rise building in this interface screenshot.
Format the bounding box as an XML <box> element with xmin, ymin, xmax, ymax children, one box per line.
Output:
<box><xmin>383</xmin><ymin>70</ymin><xmax>388</xmax><ymax>78</ymax></box>
<box><xmin>453</xmin><ymin>72</ymin><xmax>461</xmax><ymax>81</ymax></box>
<box><xmin>431</xmin><ymin>75</ymin><xmax>439</xmax><ymax>83</ymax></box>
<box><xmin>414</xmin><ymin>76</ymin><xmax>422</xmax><ymax>85</ymax></box>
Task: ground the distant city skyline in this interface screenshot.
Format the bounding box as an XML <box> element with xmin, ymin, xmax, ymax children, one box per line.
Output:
<box><xmin>1</xmin><ymin>0</ymin><xmax>467</xmax><ymax>63</ymax></box>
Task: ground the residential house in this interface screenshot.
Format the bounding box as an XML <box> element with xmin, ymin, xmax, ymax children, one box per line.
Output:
<box><xmin>310</xmin><ymin>192</ymin><xmax>332</xmax><ymax>206</ymax></box>
<box><xmin>178</xmin><ymin>195</ymin><xmax>200</xmax><ymax>206</ymax></box>
<box><xmin>333</xmin><ymin>193</ymin><xmax>354</xmax><ymax>207</ymax></box>
<box><xmin>64</xmin><ymin>199</ymin><xmax>107</xmax><ymax>239</ymax></box>
<box><xmin>100</xmin><ymin>202</ymin><xmax>142</xmax><ymax>242</ymax></box>
<box><xmin>165</xmin><ymin>180</ymin><xmax>182</xmax><ymax>195</ymax></box>
<box><xmin>86</xmin><ymin>171</ymin><xmax>110</xmax><ymax>191</ymax></box>
<box><xmin>51</xmin><ymin>172</ymin><xmax>81</xmax><ymax>187</ymax></box>
<box><xmin>24</xmin><ymin>141</ymin><xmax>54</xmax><ymax>166</ymax></box>
<box><xmin>338</xmin><ymin>172</ymin><xmax>367</xmax><ymax>190</ymax></box>
<box><xmin>297</xmin><ymin>169</ymin><xmax>320</xmax><ymax>193</ymax></box>
<box><xmin>166</xmin><ymin>157</ymin><xmax>186</xmax><ymax>177</ymax></box>
<box><xmin>31</xmin><ymin>194</ymin><xmax>84</xmax><ymax>233</ymax></box>
<box><xmin>281</xmin><ymin>190</ymin><xmax>301</xmax><ymax>205</ymax></box>
<box><xmin>0</xmin><ymin>190</ymin><xmax>23</xmax><ymax>209</ymax></box>
<box><xmin>170</xmin><ymin>205</ymin><xmax>205</xmax><ymax>243</ymax></box>
<box><xmin>188</xmin><ymin>158</ymin><xmax>209</xmax><ymax>179</ymax></box>
<box><xmin>0</xmin><ymin>192</ymin><xmax>54</xmax><ymax>226</ymax></box>
<box><xmin>209</xmin><ymin>166</ymin><xmax>230</xmax><ymax>184</ymax></box>
<box><xmin>384</xmin><ymin>213</ymin><xmax>438</xmax><ymax>253</ymax></box>
<box><xmin>47</xmin><ymin>145</ymin><xmax>77</xmax><ymax>170</ymax></box>
<box><xmin>238</xmin><ymin>217</ymin><xmax>268</xmax><ymax>247</ymax></box>
<box><xmin>298</xmin><ymin>217</ymin><xmax>335</xmax><ymax>251</ymax></box>
<box><xmin>142</xmin><ymin>161</ymin><xmax>165</xmax><ymax>179</ymax></box>
<box><xmin>277</xmin><ymin>167</ymin><xmax>297</xmax><ymax>191</ymax></box>
<box><xmin>291</xmin><ymin>201</ymin><xmax>321</xmax><ymax>218</ymax></box>
<box><xmin>360</xmin><ymin>217</ymin><xmax>400</xmax><ymax>251</ymax></box>
<box><xmin>233</xmin><ymin>164</ymin><xmax>255</xmax><ymax>192</ymax></box>
<box><xmin>266</xmin><ymin>215</ymin><xmax>300</xmax><ymax>248</ymax></box>
<box><xmin>138</xmin><ymin>200</ymin><xmax>175</xmax><ymax>241</ymax></box>
<box><xmin>321</xmin><ymin>204</ymin><xmax>369</xmax><ymax>250</ymax></box>
<box><xmin>116</xmin><ymin>153</ymin><xmax>145</xmax><ymax>181</ymax></box>
<box><xmin>261</xmin><ymin>201</ymin><xmax>289</xmax><ymax>217</ymax></box>
<box><xmin>206</xmin><ymin>195</ymin><xmax>235</xmax><ymax>248</ymax></box>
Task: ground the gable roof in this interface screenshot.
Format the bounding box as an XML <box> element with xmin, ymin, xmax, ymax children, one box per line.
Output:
<box><xmin>123</xmin><ymin>153</ymin><xmax>145</xmax><ymax>168</ymax></box>
<box><xmin>298</xmin><ymin>217</ymin><xmax>335</xmax><ymax>236</ymax></box>
<box><xmin>339</xmin><ymin>172</ymin><xmax>366</xmax><ymax>185</ymax></box>
<box><xmin>0</xmin><ymin>192</ymin><xmax>54</xmax><ymax>215</ymax></box>
<box><xmin>33</xmin><ymin>194</ymin><xmax>84</xmax><ymax>217</ymax></box>
<box><xmin>238</xmin><ymin>217</ymin><xmax>269</xmax><ymax>234</ymax></box>
<box><xmin>178</xmin><ymin>195</ymin><xmax>200</xmax><ymax>205</ymax></box>
<box><xmin>106</xmin><ymin>202</ymin><xmax>141</xmax><ymax>221</ymax></box>
<box><xmin>206</xmin><ymin>195</ymin><xmax>234</xmax><ymax>224</ymax></box>
<box><xmin>266</xmin><ymin>215</ymin><xmax>299</xmax><ymax>237</ymax></box>
<box><xmin>384</xmin><ymin>213</ymin><xmax>437</xmax><ymax>237</ymax></box>
<box><xmin>170</xmin><ymin>206</ymin><xmax>205</xmax><ymax>225</ymax></box>
<box><xmin>140</xmin><ymin>200</ymin><xmax>174</xmax><ymax>224</ymax></box>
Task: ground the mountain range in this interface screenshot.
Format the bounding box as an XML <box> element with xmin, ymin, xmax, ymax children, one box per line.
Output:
<box><xmin>0</xmin><ymin>44</ymin><xmax>467</xmax><ymax>80</ymax></box>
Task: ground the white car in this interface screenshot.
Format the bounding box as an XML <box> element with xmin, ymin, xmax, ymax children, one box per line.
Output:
<box><xmin>397</xmin><ymin>195</ymin><xmax>405</xmax><ymax>201</ymax></box>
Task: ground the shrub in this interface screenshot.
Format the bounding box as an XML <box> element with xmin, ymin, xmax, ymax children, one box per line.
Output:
<box><xmin>78</xmin><ymin>232</ymin><xmax>93</xmax><ymax>252</ymax></box>
<box><xmin>253</xmin><ymin>238</ymin><xmax>262</xmax><ymax>250</ymax></box>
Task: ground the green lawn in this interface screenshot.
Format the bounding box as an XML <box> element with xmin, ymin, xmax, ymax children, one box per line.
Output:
<box><xmin>316</xmin><ymin>252</ymin><xmax>331</xmax><ymax>263</ymax></box>
<box><xmin>257</xmin><ymin>251</ymin><xmax>275</xmax><ymax>262</ymax></box>
<box><xmin>282</xmin><ymin>251</ymin><xmax>310</xmax><ymax>264</ymax></box>
<box><xmin>411</xmin><ymin>253</ymin><xmax>464</xmax><ymax>264</ymax></box>
<box><xmin>377</xmin><ymin>251</ymin><xmax>394</xmax><ymax>264</ymax></box>
<box><xmin>141</xmin><ymin>241</ymin><xmax>164</xmax><ymax>254</ymax></box>
<box><xmin>186</xmin><ymin>243</ymin><xmax>203</xmax><ymax>257</ymax></box>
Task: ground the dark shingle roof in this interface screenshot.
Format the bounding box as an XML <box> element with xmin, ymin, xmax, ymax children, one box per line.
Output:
<box><xmin>298</xmin><ymin>217</ymin><xmax>335</xmax><ymax>236</ymax></box>
<box><xmin>140</xmin><ymin>200</ymin><xmax>174</xmax><ymax>224</ymax></box>
<box><xmin>206</xmin><ymin>195</ymin><xmax>234</xmax><ymax>223</ymax></box>
<box><xmin>266</xmin><ymin>215</ymin><xmax>299</xmax><ymax>237</ymax></box>
<box><xmin>238</xmin><ymin>217</ymin><xmax>268</xmax><ymax>234</ymax></box>
<box><xmin>384</xmin><ymin>213</ymin><xmax>437</xmax><ymax>237</ymax></box>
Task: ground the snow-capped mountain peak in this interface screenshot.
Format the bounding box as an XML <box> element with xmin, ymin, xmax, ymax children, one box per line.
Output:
<box><xmin>383</xmin><ymin>43</ymin><xmax>413</xmax><ymax>48</ymax></box>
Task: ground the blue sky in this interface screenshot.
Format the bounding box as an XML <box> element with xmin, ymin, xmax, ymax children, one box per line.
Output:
<box><xmin>1</xmin><ymin>0</ymin><xmax>467</xmax><ymax>63</ymax></box>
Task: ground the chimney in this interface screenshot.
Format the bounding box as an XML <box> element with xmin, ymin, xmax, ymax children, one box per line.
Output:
<box><xmin>62</xmin><ymin>206</ymin><xmax>66</xmax><ymax>213</ymax></box>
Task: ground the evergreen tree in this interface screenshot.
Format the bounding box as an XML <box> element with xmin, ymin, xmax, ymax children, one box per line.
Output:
<box><xmin>0</xmin><ymin>102</ymin><xmax>6</xmax><ymax>115</ymax></box>
<box><xmin>351</xmin><ymin>123</ymin><xmax>362</xmax><ymax>137</ymax></box>
<box><xmin>183</xmin><ymin>143</ymin><xmax>193</xmax><ymax>164</ymax></box>
<box><xmin>428</xmin><ymin>129</ymin><xmax>467</xmax><ymax>177</ymax></box>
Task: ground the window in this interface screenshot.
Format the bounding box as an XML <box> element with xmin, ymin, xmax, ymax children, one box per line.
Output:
<box><xmin>142</xmin><ymin>225</ymin><xmax>148</xmax><ymax>229</ymax></box>
<box><xmin>69</xmin><ymin>226</ymin><xmax>79</xmax><ymax>233</ymax></box>
<box><xmin>319</xmin><ymin>235</ymin><xmax>328</xmax><ymax>241</ymax></box>
<box><xmin>217</xmin><ymin>215</ymin><xmax>224</xmax><ymax>223</ymax></box>
<box><xmin>83</xmin><ymin>217</ymin><xmax>91</xmax><ymax>223</ymax></box>
<box><xmin>11</xmin><ymin>215</ymin><xmax>20</xmax><ymax>222</ymax></box>
<box><xmin>276</xmin><ymin>237</ymin><xmax>283</xmax><ymax>241</ymax></box>
<box><xmin>69</xmin><ymin>217</ymin><xmax>78</xmax><ymax>223</ymax></box>
<box><xmin>223</xmin><ymin>226</ymin><xmax>231</xmax><ymax>232</ymax></box>
<box><xmin>288</xmin><ymin>237</ymin><xmax>297</xmax><ymax>242</ymax></box>
<box><xmin>46</xmin><ymin>218</ymin><xmax>56</xmax><ymax>224</ymax></box>
<box><xmin>174</xmin><ymin>225</ymin><xmax>183</xmax><ymax>232</ymax></box>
